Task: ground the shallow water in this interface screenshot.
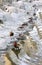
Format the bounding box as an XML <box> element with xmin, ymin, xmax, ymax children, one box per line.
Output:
<box><xmin>0</xmin><ymin>0</ymin><xmax>42</xmax><ymax>65</ymax></box>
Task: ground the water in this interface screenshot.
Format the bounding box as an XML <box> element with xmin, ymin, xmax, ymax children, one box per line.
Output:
<box><xmin>0</xmin><ymin>0</ymin><xmax>42</xmax><ymax>65</ymax></box>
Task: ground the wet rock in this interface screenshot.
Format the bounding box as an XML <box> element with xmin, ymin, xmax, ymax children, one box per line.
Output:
<box><xmin>0</xmin><ymin>19</ymin><xmax>3</xmax><ymax>24</ymax></box>
<box><xmin>10</xmin><ymin>32</ymin><xmax>14</xmax><ymax>36</ymax></box>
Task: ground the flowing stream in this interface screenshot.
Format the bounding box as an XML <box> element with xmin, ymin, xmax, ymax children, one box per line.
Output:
<box><xmin>0</xmin><ymin>0</ymin><xmax>42</xmax><ymax>65</ymax></box>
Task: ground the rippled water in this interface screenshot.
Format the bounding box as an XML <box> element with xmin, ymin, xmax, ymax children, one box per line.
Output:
<box><xmin>0</xmin><ymin>0</ymin><xmax>42</xmax><ymax>65</ymax></box>
<box><xmin>8</xmin><ymin>40</ymin><xmax>42</xmax><ymax>65</ymax></box>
